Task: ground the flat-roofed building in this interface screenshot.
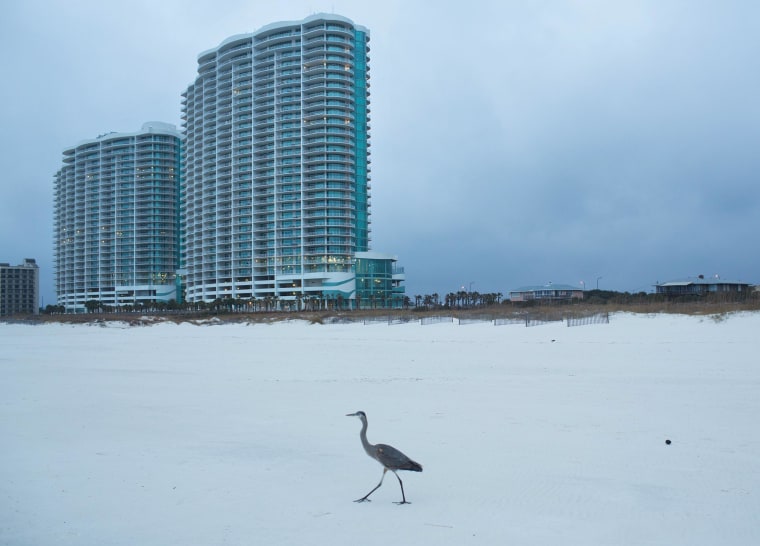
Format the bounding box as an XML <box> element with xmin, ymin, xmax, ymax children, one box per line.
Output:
<box><xmin>0</xmin><ymin>258</ymin><xmax>40</xmax><ymax>316</ymax></box>
<box><xmin>654</xmin><ymin>276</ymin><xmax>751</xmax><ymax>296</ymax></box>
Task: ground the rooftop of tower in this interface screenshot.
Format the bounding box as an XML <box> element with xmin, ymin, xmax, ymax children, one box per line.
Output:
<box><xmin>195</xmin><ymin>12</ymin><xmax>368</xmax><ymax>62</ymax></box>
<box><xmin>63</xmin><ymin>122</ymin><xmax>181</xmax><ymax>152</ymax></box>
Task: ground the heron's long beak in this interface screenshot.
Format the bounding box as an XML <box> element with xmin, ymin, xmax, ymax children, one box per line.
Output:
<box><xmin>346</xmin><ymin>412</ymin><xmax>357</xmax><ymax>417</ymax></box>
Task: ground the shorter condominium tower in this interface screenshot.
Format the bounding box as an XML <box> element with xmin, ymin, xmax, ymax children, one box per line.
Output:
<box><xmin>54</xmin><ymin>122</ymin><xmax>182</xmax><ymax>311</ymax></box>
<box><xmin>0</xmin><ymin>258</ymin><xmax>39</xmax><ymax>316</ymax></box>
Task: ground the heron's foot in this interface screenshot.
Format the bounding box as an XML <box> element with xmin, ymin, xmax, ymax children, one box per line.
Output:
<box><xmin>354</xmin><ymin>497</ymin><xmax>371</xmax><ymax>503</ymax></box>
<box><xmin>393</xmin><ymin>500</ymin><xmax>412</xmax><ymax>505</ymax></box>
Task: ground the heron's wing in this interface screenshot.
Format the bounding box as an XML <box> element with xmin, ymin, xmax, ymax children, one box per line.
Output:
<box><xmin>375</xmin><ymin>443</ymin><xmax>422</xmax><ymax>471</ymax></box>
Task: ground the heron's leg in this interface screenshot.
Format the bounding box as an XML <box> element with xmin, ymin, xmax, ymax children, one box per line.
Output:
<box><xmin>354</xmin><ymin>468</ymin><xmax>387</xmax><ymax>503</ymax></box>
<box><xmin>391</xmin><ymin>470</ymin><xmax>411</xmax><ymax>505</ymax></box>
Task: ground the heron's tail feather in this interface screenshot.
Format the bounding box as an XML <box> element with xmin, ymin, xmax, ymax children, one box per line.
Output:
<box><xmin>404</xmin><ymin>459</ymin><xmax>423</xmax><ymax>472</ymax></box>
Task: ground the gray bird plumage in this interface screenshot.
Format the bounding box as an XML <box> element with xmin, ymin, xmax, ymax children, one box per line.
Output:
<box><xmin>346</xmin><ymin>410</ymin><xmax>422</xmax><ymax>504</ymax></box>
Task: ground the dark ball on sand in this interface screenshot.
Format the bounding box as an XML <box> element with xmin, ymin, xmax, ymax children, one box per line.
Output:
<box><xmin>665</xmin><ymin>439</ymin><xmax>672</xmax><ymax>445</ymax></box>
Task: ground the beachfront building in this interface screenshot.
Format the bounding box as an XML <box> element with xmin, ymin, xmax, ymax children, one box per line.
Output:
<box><xmin>654</xmin><ymin>276</ymin><xmax>751</xmax><ymax>296</ymax></box>
<box><xmin>0</xmin><ymin>258</ymin><xmax>40</xmax><ymax>316</ymax></box>
<box><xmin>181</xmin><ymin>13</ymin><xmax>401</xmax><ymax>307</ymax></box>
<box><xmin>354</xmin><ymin>252</ymin><xmax>405</xmax><ymax>309</ymax></box>
<box><xmin>54</xmin><ymin>123</ymin><xmax>182</xmax><ymax>312</ymax></box>
<box><xmin>510</xmin><ymin>283</ymin><xmax>585</xmax><ymax>302</ymax></box>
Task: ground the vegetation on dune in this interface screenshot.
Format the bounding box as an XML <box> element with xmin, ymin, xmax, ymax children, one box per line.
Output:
<box><xmin>5</xmin><ymin>289</ymin><xmax>757</xmax><ymax>325</ymax></box>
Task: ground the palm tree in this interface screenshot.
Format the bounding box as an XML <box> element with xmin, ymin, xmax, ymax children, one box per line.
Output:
<box><xmin>457</xmin><ymin>290</ymin><xmax>467</xmax><ymax>308</ymax></box>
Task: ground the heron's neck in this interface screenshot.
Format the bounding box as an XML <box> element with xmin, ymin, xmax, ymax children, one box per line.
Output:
<box><xmin>359</xmin><ymin>419</ymin><xmax>373</xmax><ymax>454</ymax></box>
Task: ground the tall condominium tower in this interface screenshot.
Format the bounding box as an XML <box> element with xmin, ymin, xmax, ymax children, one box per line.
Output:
<box><xmin>182</xmin><ymin>13</ymin><xmax>375</xmax><ymax>304</ymax></box>
<box><xmin>54</xmin><ymin>122</ymin><xmax>182</xmax><ymax>311</ymax></box>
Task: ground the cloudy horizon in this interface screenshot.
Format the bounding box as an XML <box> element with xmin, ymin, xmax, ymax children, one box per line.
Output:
<box><xmin>2</xmin><ymin>0</ymin><xmax>758</xmax><ymax>306</ymax></box>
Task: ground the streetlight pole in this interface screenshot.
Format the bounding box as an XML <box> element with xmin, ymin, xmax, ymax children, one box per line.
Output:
<box><xmin>596</xmin><ymin>276</ymin><xmax>603</xmax><ymax>290</ymax></box>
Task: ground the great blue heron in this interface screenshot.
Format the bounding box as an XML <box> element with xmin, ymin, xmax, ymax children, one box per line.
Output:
<box><xmin>346</xmin><ymin>411</ymin><xmax>423</xmax><ymax>504</ymax></box>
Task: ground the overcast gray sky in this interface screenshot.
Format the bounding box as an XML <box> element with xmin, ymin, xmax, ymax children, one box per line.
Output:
<box><xmin>2</xmin><ymin>0</ymin><xmax>758</xmax><ymax>305</ymax></box>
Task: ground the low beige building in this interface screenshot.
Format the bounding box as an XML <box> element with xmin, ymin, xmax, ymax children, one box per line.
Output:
<box><xmin>0</xmin><ymin>258</ymin><xmax>39</xmax><ymax>316</ymax></box>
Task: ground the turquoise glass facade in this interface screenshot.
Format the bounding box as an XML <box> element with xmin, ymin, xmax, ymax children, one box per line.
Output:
<box><xmin>353</xmin><ymin>29</ymin><xmax>370</xmax><ymax>252</ymax></box>
<box><xmin>354</xmin><ymin>252</ymin><xmax>405</xmax><ymax>309</ymax></box>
